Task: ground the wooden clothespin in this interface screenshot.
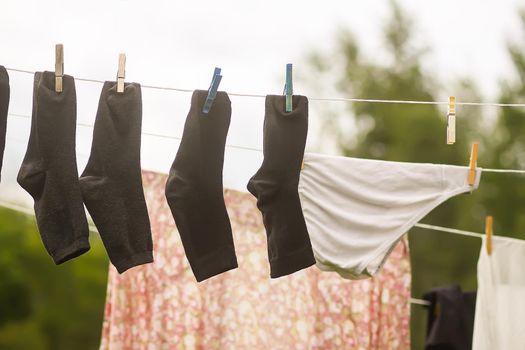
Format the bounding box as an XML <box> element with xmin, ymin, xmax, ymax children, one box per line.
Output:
<box><xmin>55</xmin><ymin>44</ymin><xmax>64</xmax><ymax>93</ymax></box>
<box><xmin>485</xmin><ymin>215</ymin><xmax>493</xmax><ymax>256</ymax></box>
<box><xmin>284</xmin><ymin>63</ymin><xmax>293</xmax><ymax>113</ymax></box>
<box><xmin>468</xmin><ymin>142</ymin><xmax>479</xmax><ymax>186</ymax></box>
<box><xmin>117</xmin><ymin>53</ymin><xmax>126</xmax><ymax>93</ymax></box>
<box><xmin>202</xmin><ymin>67</ymin><xmax>222</xmax><ymax>114</ymax></box>
<box><xmin>447</xmin><ymin>96</ymin><xmax>456</xmax><ymax>144</ymax></box>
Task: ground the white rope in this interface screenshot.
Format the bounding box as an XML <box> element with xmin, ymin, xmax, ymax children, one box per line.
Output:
<box><xmin>5</xmin><ymin>67</ymin><xmax>525</xmax><ymax>108</ymax></box>
<box><xmin>410</xmin><ymin>298</ymin><xmax>431</xmax><ymax>306</ymax></box>
<box><xmin>415</xmin><ymin>222</ymin><xmax>525</xmax><ymax>246</ymax></box>
<box><xmin>0</xmin><ymin>199</ymin><xmax>471</xmax><ymax>308</ymax></box>
<box><xmin>7</xmin><ymin>113</ymin><xmax>262</xmax><ymax>153</ymax></box>
<box><xmin>0</xmin><ymin>199</ymin><xmax>99</xmax><ymax>233</ymax></box>
<box><xmin>11</xmin><ymin>112</ymin><xmax>525</xmax><ymax>172</ymax></box>
<box><xmin>0</xmin><ymin>199</ymin><xmax>34</xmax><ymax>216</ymax></box>
<box><xmin>0</xmin><ymin>199</ymin><xmax>463</xmax><ymax>308</ymax></box>
<box><xmin>483</xmin><ymin>168</ymin><xmax>525</xmax><ymax>174</ymax></box>
<box><xmin>0</xmin><ymin>203</ymin><xmax>516</xmax><ymax>246</ymax></box>
<box><xmin>414</xmin><ymin>223</ymin><xmax>484</xmax><ymax>239</ymax></box>
<box><xmin>0</xmin><ymin>199</ymin><xmax>439</xmax><ymax>308</ymax></box>
<box><xmin>0</xmin><ymin>199</ymin><xmax>515</xmax><ymax>307</ymax></box>
<box><xmin>0</xmin><ymin>199</ymin><xmax>482</xmax><ymax>245</ymax></box>
<box><xmin>10</xmin><ymin>113</ymin><xmax>525</xmax><ymax>172</ymax></box>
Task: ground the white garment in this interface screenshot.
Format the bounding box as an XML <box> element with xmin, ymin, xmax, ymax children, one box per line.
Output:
<box><xmin>472</xmin><ymin>236</ymin><xmax>525</xmax><ymax>350</ymax></box>
<box><xmin>298</xmin><ymin>152</ymin><xmax>482</xmax><ymax>279</ymax></box>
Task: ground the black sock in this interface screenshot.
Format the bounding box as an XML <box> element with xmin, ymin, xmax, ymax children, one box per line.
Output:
<box><xmin>17</xmin><ymin>72</ymin><xmax>90</xmax><ymax>264</ymax></box>
<box><xmin>0</xmin><ymin>66</ymin><xmax>9</xmax><ymax>181</ymax></box>
<box><xmin>247</xmin><ymin>95</ymin><xmax>315</xmax><ymax>278</ymax></box>
<box><xmin>80</xmin><ymin>82</ymin><xmax>153</xmax><ymax>274</ymax></box>
<box><xmin>165</xmin><ymin>90</ymin><xmax>238</xmax><ymax>282</ymax></box>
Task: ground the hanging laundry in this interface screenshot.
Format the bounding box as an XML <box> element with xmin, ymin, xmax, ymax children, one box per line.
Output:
<box><xmin>423</xmin><ymin>284</ymin><xmax>477</xmax><ymax>350</ymax></box>
<box><xmin>80</xmin><ymin>81</ymin><xmax>152</xmax><ymax>273</ymax></box>
<box><xmin>247</xmin><ymin>95</ymin><xmax>316</xmax><ymax>278</ymax></box>
<box><xmin>100</xmin><ymin>170</ymin><xmax>412</xmax><ymax>350</ymax></box>
<box><xmin>472</xmin><ymin>236</ymin><xmax>525</xmax><ymax>350</ymax></box>
<box><xmin>17</xmin><ymin>71</ymin><xmax>90</xmax><ymax>264</ymax></box>
<box><xmin>299</xmin><ymin>152</ymin><xmax>482</xmax><ymax>279</ymax></box>
<box><xmin>0</xmin><ymin>66</ymin><xmax>8</xmax><ymax>182</ymax></box>
<box><xmin>165</xmin><ymin>90</ymin><xmax>238</xmax><ymax>282</ymax></box>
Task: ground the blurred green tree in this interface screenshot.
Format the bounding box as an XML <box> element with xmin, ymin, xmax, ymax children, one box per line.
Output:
<box><xmin>0</xmin><ymin>208</ymin><xmax>108</xmax><ymax>350</ymax></box>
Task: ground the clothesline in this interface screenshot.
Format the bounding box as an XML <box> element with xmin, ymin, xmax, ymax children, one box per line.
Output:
<box><xmin>414</xmin><ymin>223</ymin><xmax>484</xmax><ymax>239</ymax></box>
<box><xmin>410</xmin><ymin>298</ymin><xmax>430</xmax><ymax>306</ymax></box>
<box><xmin>7</xmin><ymin>111</ymin><xmax>525</xmax><ymax>174</ymax></box>
<box><xmin>0</xmin><ymin>179</ymin><xmax>514</xmax><ymax>243</ymax></box>
<box><xmin>0</xmin><ymin>198</ymin><xmax>514</xmax><ymax>308</ymax></box>
<box><xmin>7</xmin><ymin>113</ymin><xmax>260</xmax><ymax>153</ymax></box>
<box><xmin>6</xmin><ymin>67</ymin><xmax>525</xmax><ymax>108</ymax></box>
<box><xmin>0</xmin><ymin>199</ymin><xmax>99</xmax><ymax>233</ymax></box>
<box><xmin>0</xmin><ymin>201</ymin><xmax>470</xmax><ymax>308</ymax></box>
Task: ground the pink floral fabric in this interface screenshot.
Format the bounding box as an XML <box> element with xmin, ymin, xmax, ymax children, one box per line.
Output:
<box><xmin>99</xmin><ymin>171</ymin><xmax>411</xmax><ymax>350</ymax></box>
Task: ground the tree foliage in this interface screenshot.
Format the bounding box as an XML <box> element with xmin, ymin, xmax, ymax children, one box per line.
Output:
<box><xmin>0</xmin><ymin>208</ymin><xmax>108</xmax><ymax>350</ymax></box>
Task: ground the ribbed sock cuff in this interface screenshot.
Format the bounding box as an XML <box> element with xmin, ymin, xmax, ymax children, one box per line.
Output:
<box><xmin>53</xmin><ymin>236</ymin><xmax>91</xmax><ymax>265</ymax></box>
<box><xmin>269</xmin><ymin>245</ymin><xmax>316</xmax><ymax>278</ymax></box>
<box><xmin>113</xmin><ymin>251</ymin><xmax>154</xmax><ymax>274</ymax></box>
<box><xmin>191</xmin><ymin>245</ymin><xmax>238</xmax><ymax>282</ymax></box>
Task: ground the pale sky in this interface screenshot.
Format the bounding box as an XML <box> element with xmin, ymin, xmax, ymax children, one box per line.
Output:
<box><xmin>0</xmin><ymin>0</ymin><xmax>523</xmax><ymax>209</ymax></box>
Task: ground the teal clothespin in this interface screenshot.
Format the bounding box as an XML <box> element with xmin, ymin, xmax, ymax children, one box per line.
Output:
<box><xmin>284</xmin><ymin>63</ymin><xmax>293</xmax><ymax>112</ymax></box>
<box><xmin>202</xmin><ymin>67</ymin><xmax>222</xmax><ymax>114</ymax></box>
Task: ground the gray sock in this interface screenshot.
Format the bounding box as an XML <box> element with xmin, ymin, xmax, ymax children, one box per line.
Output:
<box><xmin>17</xmin><ymin>72</ymin><xmax>90</xmax><ymax>264</ymax></box>
<box><xmin>80</xmin><ymin>82</ymin><xmax>153</xmax><ymax>274</ymax></box>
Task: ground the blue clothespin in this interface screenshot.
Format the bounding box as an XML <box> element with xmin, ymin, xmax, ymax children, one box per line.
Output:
<box><xmin>202</xmin><ymin>67</ymin><xmax>222</xmax><ymax>114</ymax></box>
<box><xmin>283</xmin><ymin>63</ymin><xmax>293</xmax><ymax>112</ymax></box>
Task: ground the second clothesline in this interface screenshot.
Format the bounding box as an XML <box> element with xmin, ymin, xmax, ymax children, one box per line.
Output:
<box><xmin>7</xmin><ymin>112</ymin><xmax>525</xmax><ymax>175</ymax></box>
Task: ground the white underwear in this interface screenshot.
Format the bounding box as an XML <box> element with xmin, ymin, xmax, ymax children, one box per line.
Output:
<box><xmin>298</xmin><ymin>152</ymin><xmax>482</xmax><ymax>279</ymax></box>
